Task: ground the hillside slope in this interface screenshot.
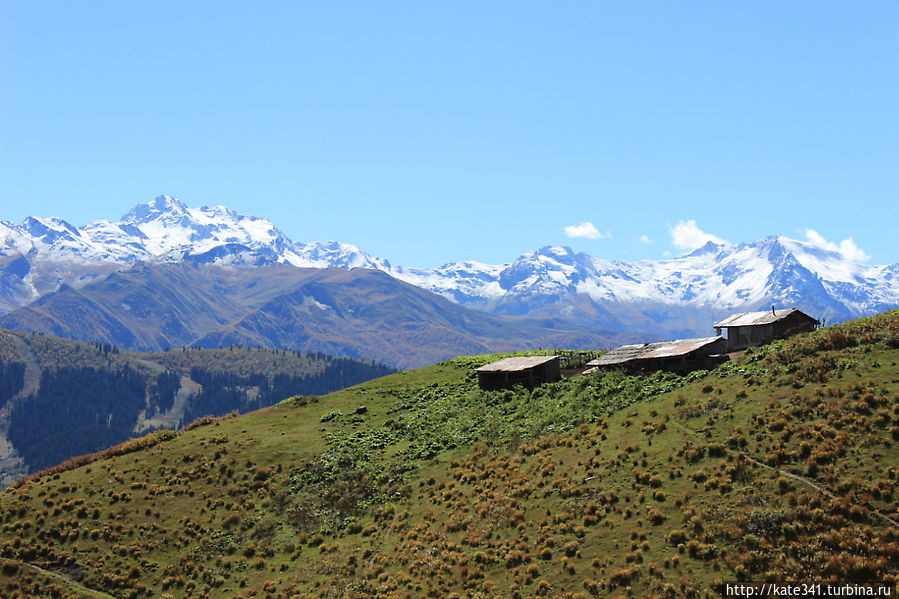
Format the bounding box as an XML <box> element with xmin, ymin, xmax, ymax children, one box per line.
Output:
<box><xmin>0</xmin><ymin>312</ymin><xmax>897</xmax><ymax>598</ymax></box>
<box><xmin>0</xmin><ymin>330</ymin><xmax>394</xmax><ymax>487</ymax></box>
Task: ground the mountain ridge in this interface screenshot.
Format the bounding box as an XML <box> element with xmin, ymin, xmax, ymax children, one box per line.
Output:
<box><xmin>2</xmin><ymin>195</ymin><xmax>896</xmax><ymax>337</ymax></box>
<box><xmin>0</xmin><ymin>263</ymin><xmax>626</xmax><ymax>369</ymax></box>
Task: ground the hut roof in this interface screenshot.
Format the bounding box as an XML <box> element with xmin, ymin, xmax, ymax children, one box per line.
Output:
<box><xmin>587</xmin><ymin>336</ymin><xmax>723</xmax><ymax>367</ymax></box>
<box><xmin>476</xmin><ymin>355</ymin><xmax>559</xmax><ymax>373</ymax></box>
<box><xmin>713</xmin><ymin>308</ymin><xmax>817</xmax><ymax>328</ymax></box>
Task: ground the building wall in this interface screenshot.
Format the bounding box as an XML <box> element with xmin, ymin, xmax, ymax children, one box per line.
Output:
<box><xmin>724</xmin><ymin>314</ymin><xmax>817</xmax><ymax>351</ymax></box>
<box><xmin>773</xmin><ymin>313</ymin><xmax>818</xmax><ymax>339</ymax></box>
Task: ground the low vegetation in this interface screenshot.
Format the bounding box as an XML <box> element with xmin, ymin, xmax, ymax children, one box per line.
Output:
<box><xmin>0</xmin><ymin>311</ymin><xmax>897</xmax><ymax>597</ymax></box>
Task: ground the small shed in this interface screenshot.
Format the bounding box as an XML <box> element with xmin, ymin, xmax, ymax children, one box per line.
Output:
<box><xmin>714</xmin><ymin>308</ymin><xmax>819</xmax><ymax>351</ymax></box>
<box><xmin>587</xmin><ymin>336</ymin><xmax>726</xmax><ymax>372</ymax></box>
<box><xmin>476</xmin><ymin>355</ymin><xmax>562</xmax><ymax>390</ymax></box>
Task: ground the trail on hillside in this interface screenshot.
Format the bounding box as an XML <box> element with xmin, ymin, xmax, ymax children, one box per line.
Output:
<box><xmin>22</xmin><ymin>562</ymin><xmax>117</xmax><ymax>599</ymax></box>
<box><xmin>669</xmin><ymin>420</ymin><xmax>899</xmax><ymax>528</ymax></box>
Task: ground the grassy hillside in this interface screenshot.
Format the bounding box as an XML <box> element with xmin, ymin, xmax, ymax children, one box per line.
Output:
<box><xmin>0</xmin><ymin>312</ymin><xmax>897</xmax><ymax>598</ymax></box>
<box><xmin>0</xmin><ymin>330</ymin><xmax>394</xmax><ymax>486</ymax></box>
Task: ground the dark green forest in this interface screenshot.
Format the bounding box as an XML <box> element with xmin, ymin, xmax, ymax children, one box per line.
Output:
<box><xmin>180</xmin><ymin>357</ymin><xmax>396</xmax><ymax>424</ymax></box>
<box><xmin>9</xmin><ymin>366</ymin><xmax>146</xmax><ymax>471</ymax></box>
<box><xmin>0</xmin><ymin>362</ymin><xmax>25</xmax><ymax>408</ymax></box>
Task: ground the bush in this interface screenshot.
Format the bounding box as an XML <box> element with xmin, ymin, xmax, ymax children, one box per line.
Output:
<box><xmin>666</xmin><ymin>529</ymin><xmax>687</xmax><ymax>545</ymax></box>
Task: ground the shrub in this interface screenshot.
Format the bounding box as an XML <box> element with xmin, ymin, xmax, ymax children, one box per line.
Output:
<box><xmin>1</xmin><ymin>559</ymin><xmax>20</xmax><ymax>576</ymax></box>
<box><xmin>707</xmin><ymin>442</ymin><xmax>725</xmax><ymax>457</ymax></box>
<box><xmin>346</xmin><ymin>521</ymin><xmax>363</xmax><ymax>534</ymax></box>
<box><xmin>648</xmin><ymin>507</ymin><xmax>665</xmax><ymax>525</ymax></box>
<box><xmin>608</xmin><ymin>564</ymin><xmax>640</xmax><ymax>586</ymax></box>
<box><xmin>690</xmin><ymin>469</ymin><xmax>708</xmax><ymax>483</ymax></box>
<box><xmin>535</xmin><ymin>579</ymin><xmax>553</xmax><ymax>595</ymax></box>
<box><xmin>686</xmin><ymin>539</ymin><xmax>717</xmax><ymax>559</ymax></box>
<box><xmin>666</xmin><ymin>529</ymin><xmax>687</xmax><ymax>545</ymax></box>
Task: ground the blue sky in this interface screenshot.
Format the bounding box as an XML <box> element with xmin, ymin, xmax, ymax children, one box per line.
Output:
<box><xmin>1</xmin><ymin>1</ymin><xmax>896</xmax><ymax>267</ymax></box>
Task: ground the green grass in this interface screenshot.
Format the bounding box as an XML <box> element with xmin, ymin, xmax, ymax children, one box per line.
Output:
<box><xmin>1</xmin><ymin>312</ymin><xmax>897</xmax><ymax>598</ymax></box>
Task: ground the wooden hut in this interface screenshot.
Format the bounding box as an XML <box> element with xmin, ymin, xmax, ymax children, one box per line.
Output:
<box><xmin>476</xmin><ymin>355</ymin><xmax>561</xmax><ymax>390</ymax></box>
<box><xmin>587</xmin><ymin>336</ymin><xmax>726</xmax><ymax>372</ymax></box>
<box><xmin>714</xmin><ymin>307</ymin><xmax>819</xmax><ymax>352</ymax></box>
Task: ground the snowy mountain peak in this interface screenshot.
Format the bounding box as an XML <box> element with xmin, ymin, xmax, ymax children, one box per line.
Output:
<box><xmin>121</xmin><ymin>195</ymin><xmax>189</xmax><ymax>224</ymax></box>
<box><xmin>541</xmin><ymin>245</ymin><xmax>575</xmax><ymax>258</ymax></box>
<box><xmin>292</xmin><ymin>241</ymin><xmax>390</xmax><ymax>271</ymax></box>
<box><xmin>684</xmin><ymin>240</ymin><xmax>726</xmax><ymax>258</ymax></box>
<box><xmin>21</xmin><ymin>216</ymin><xmax>80</xmax><ymax>240</ymax></box>
<box><xmin>1</xmin><ymin>196</ymin><xmax>392</xmax><ymax>280</ymax></box>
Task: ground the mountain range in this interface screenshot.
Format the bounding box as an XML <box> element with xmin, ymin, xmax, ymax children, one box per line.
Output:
<box><xmin>2</xmin><ymin>195</ymin><xmax>897</xmax><ymax>365</ymax></box>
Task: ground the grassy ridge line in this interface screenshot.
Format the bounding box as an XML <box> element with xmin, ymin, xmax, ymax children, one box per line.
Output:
<box><xmin>0</xmin><ymin>311</ymin><xmax>897</xmax><ymax>597</ymax></box>
<box><xmin>13</xmin><ymin>428</ymin><xmax>185</xmax><ymax>489</ymax></box>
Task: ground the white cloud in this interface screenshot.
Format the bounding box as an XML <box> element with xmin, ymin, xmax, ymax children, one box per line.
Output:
<box><xmin>803</xmin><ymin>229</ymin><xmax>870</xmax><ymax>262</ymax></box>
<box><xmin>639</xmin><ymin>235</ymin><xmax>653</xmax><ymax>244</ymax></box>
<box><xmin>564</xmin><ymin>222</ymin><xmax>607</xmax><ymax>240</ymax></box>
<box><xmin>669</xmin><ymin>220</ymin><xmax>726</xmax><ymax>251</ymax></box>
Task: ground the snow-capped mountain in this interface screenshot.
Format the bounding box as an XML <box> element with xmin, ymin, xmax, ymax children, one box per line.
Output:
<box><xmin>0</xmin><ymin>196</ymin><xmax>386</xmax><ymax>311</ymax></box>
<box><xmin>2</xmin><ymin>196</ymin><xmax>897</xmax><ymax>333</ymax></box>
<box><xmin>394</xmin><ymin>237</ymin><xmax>898</xmax><ymax>330</ymax></box>
<box><xmin>1</xmin><ymin>195</ymin><xmax>386</xmax><ymax>268</ymax></box>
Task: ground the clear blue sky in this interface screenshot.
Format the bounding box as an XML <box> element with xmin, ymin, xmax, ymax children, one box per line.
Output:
<box><xmin>1</xmin><ymin>1</ymin><xmax>896</xmax><ymax>267</ymax></box>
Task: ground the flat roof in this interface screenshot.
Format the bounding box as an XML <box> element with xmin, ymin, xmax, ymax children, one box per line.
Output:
<box><xmin>476</xmin><ymin>355</ymin><xmax>559</xmax><ymax>372</ymax></box>
<box><xmin>713</xmin><ymin>308</ymin><xmax>817</xmax><ymax>328</ymax></box>
<box><xmin>588</xmin><ymin>336</ymin><xmax>724</xmax><ymax>367</ymax></box>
